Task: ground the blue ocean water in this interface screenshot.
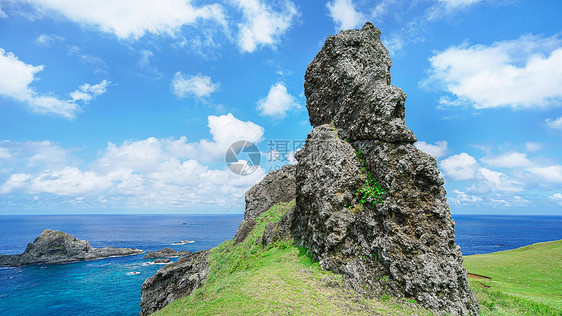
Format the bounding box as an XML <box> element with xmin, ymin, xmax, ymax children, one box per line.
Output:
<box><xmin>0</xmin><ymin>214</ymin><xmax>560</xmax><ymax>315</ymax></box>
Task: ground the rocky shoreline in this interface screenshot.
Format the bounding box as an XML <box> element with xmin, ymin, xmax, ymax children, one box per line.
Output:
<box><xmin>0</xmin><ymin>229</ymin><xmax>143</xmax><ymax>267</ymax></box>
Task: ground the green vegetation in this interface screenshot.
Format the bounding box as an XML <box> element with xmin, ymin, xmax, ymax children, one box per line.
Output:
<box><xmin>155</xmin><ymin>201</ymin><xmax>430</xmax><ymax>316</ymax></box>
<box><xmin>355</xmin><ymin>150</ymin><xmax>385</xmax><ymax>205</ymax></box>
<box><xmin>464</xmin><ymin>240</ymin><xmax>562</xmax><ymax>316</ymax></box>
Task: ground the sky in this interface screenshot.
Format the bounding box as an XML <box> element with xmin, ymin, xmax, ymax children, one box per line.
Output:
<box><xmin>0</xmin><ymin>0</ymin><xmax>561</xmax><ymax>215</ymax></box>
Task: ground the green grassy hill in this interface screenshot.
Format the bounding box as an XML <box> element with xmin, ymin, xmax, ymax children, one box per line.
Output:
<box><xmin>464</xmin><ymin>239</ymin><xmax>562</xmax><ymax>315</ymax></box>
<box><xmin>152</xmin><ymin>202</ymin><xmax>561</xmax><ymax>315</ymax></box>
<box><xmin>155</xmin><ymin>201</ymin><xmax>431</xmax><ymax>315</ymax></box>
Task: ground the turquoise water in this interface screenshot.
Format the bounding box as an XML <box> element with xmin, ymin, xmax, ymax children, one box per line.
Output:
<box><xmin>0</xmin><ymin>214</ymin><xmax>560</xmax><ymax>315</ymax></box>
<box><xmin>0</xmin><ymin>214</ymin><xmax>242</xmax><ymax>316</ymax></box>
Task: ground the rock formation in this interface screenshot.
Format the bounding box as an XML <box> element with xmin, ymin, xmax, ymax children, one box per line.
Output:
<box><xmin>141</xmin><ymin>22</ymin><xmax>478</xmax><ymax>315</ymax></box>
<box><xmin>232</xmin><ymin>164</ymin><xmax>296</xmax><ymax>245</ymax></box>
<box><xmin>0</xmin><ymin>229</ymin><xmax>143</xmax><ymax>267</ymax></box>
<box><xmin>144</xmin><ymin>247</ymin><xmax>192</xmax><ymax>259</ymax></box>
<box><xmin>288</xmin><ymin>22</ymin><xmax>478</xmax><ymax>315</ymax></box>
<box><xmin>140</xmin><ymin>250</ymin><xmax>210</xmax><ymax>316</ymax></box>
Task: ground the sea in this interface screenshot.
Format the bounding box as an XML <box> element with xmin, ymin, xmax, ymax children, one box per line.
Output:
<box><xmin>0</xmin><ymin>214</ymin><xmax>560</xmax><ymax>316</ymax></box>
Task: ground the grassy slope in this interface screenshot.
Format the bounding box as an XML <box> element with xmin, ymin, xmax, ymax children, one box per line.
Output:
<box><xmin>153</xmin><ymin>200</ymin><xmax>561</xmax><ymax>315</ymax></box>
<box><xmin>464</xmin><ymin>240</ymin><xmax>562</xmax><ymax>316</ymax></box>
<box><xmin>155</xmin><ymin>201</ymin><xmax>431</xmax><ymax>316</ymax></box>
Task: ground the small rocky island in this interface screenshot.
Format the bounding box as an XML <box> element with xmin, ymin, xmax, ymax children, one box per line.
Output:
<box><xmin>0</xmin><ymin>229</ymin><xmax>143</xmax><ymax>267</ymax></box>
<box><xmin>144</xmin><ymin>247</ymin><xmax>191</xmax><ymax>259</ymax></box>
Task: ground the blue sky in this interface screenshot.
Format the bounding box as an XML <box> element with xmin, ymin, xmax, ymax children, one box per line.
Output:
<box><xmin>0</xmin><ymin>0</ymin><xmax>561</xmax><ymax>215</ymax></box>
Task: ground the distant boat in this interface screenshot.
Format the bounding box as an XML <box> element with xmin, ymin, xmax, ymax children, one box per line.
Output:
<box><xmin>126</xmin><ymin>271</ymin><xmax>141</xmax><ymax>275</ymax></box>
<box><xmin>172</xmin><ymin>240</ymin><xmax>194</xmax><ymax>245</ymax></box>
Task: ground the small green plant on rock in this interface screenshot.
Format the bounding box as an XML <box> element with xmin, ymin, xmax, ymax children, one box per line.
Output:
<box><xmin>355</xmin><ymin>150</ymin><xmax>386</xmax><ymax>205</ymax></box>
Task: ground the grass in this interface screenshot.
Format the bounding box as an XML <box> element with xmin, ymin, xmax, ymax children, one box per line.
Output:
<box><xmin>153</xmin><ymin>200</ymin><xmax>562</xmax><ymax>316</ymax></box>
<box><xmin>155</xmin><ymin>201</ymin><xmax>431</xmax><ymax>316</ymax></box>
<box><xmin>464</xmin><ymin>239</ymin><xmax>562</xmax><ymax>316</ymax></box>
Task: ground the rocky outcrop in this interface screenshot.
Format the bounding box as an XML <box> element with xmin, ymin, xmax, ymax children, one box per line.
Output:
<box><xmin>233</xmin><ymin>164</ymin><xmax>296</xmax><ymax>245</ymax></box>
<box><xmin>144</xmin><ymin>247</ymin><xmax>192</xmax><ymax>259</ymax></box>
<box><xmin>140</xmin><ymin>250</ymin><xmax>210</xmax><ymax>316</ymax></box>
<box><xmin>304</xmin><ymin>23</ymin><xmax>416</xmax><ymax>143</ymax></box>
<box><xmin>289</xmin><ymin>22</ymin><xmax>478</xmax><ymax>315</ymax></box>
<box><xmin>0</xmin><ymin>229</ymin><xmax>143</xmax><ymax>267</ymax></box>
<box><xmin>140</xmin><ymin>22</ymin><xmax>478</xmax><ymax>315</ymax></box>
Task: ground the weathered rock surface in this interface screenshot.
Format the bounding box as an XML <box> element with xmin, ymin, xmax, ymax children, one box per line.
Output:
<box><xmin>153</xmin><ymin>258</ymin><xmax>172</xmax><ymax>264</ymax></box>
<box><xmin>304</xmin><ymin>22</ymin><xmax>416</xmax><ymax>143</ymax></box>
<box><xmin>140</xmin><ymin>250</ymin><xmax>210</xmax><ymax>316</ymax></box>
<box><xmin>233</xmin><ymin>164</ymin><xmax>296</xmax><ymax>245</ymax></box>
<box><xmin>0</xmin><ymin>229</ymin><xmax>143</xmax><ymax>267</ymax></box>
<box><xmin>289</xmin><ymin>22</ymin><xmax>478</xmax><ymax>315</ymax></box>
<box><xmin>144</xmin><ymin>247</ymin><xmax>192</xmax><ymax>259</ymax></box>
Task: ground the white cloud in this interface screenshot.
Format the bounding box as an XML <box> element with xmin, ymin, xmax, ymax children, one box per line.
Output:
<box><xmin>70</xmin><ymin>80</ymin><xmax>110</xmax><ymax>102</ymax></box>
<box><xmin>437</xmin><ymin>0</ymin><xmax>482</xmax><ymax>10</ymax></box>
<box><xmin>525</xmin><ymin>142</ymin><xmax>544</xmax><ymax>152</ymax></box>
<box><xmin>415</xmin><ymin>140</ymin><xmax>448</xmax><ymax>158</ymax></box>
<box><xmin>0</xmin><ymin>48</ymin><xmax>108</xmax><ymax>118</ymax></box>
<box><xmin>550</xmin><ymin>193</ymin><xmax>562</xmax><ymax>205</ymax></box>
<box><xmin>172</xmin><ymin>72</ymin><xmax>219</xmax><ymax>98</ymax></box>
<box><xmin>29</xmin><ymin>167</ymin><xmax>113</xmax><ymax>195</ymax></box>
<box><xmin>481</xmin><ymin>152</ymin><xmax>531</xmax><ymax>168</ymax></box>
<box><xmin>527</xmin><ymin>165</ymin><xmax>562</xmax><ymax>183</ymax></box>
<box><xmin>257</xmin><ymin>82</ymin><xmax>300</xmax><ymax>118</ymax></box>
<box><xmin>0</xmin><ymin>7</ymin><xmax>7</xmax><ymax>18</ymax></box>
<box><xmin>0</xmin><ymin>114</ymin><xmax>267</xmax><ymax>210</ymax></box>
<box><xmin>440</xmin><ymin>152</ymin><xmax>478</xmax><ymax>180</ymax></box>
<box><xmin>234</xmin><ymin>0</ymin><xmax>298</xmax><ymax>53</ymax></box>
<box><xmin>0</xmin><ymin>140</ymin><xmax>73</xmax><ymax>169</ymax></box>
<box><xmin>326</xmin><ymin>0</ymin><xmax>364</xmax><ymax>31</ymax></box>
<box><xmin>546</xmin><ymin>116</ymin><xmax>562</xmax><ymax>130</ymax></box>
<box><xmin>424</xmin><ymin>34</ymin><xmax>562</xmax><ymax>109</ymax></box>
<box><xmin>449</xmin><ymin>189</ymin><xmax>482</xmax><ymax>206</ymax></box>
<box><xmin>35</xmin><ymin>34</ymin><xmax>64</xmax><ymax>46</ymax></box>
<box><xmin>476</xmin><ymin>168</ymin><xmax>523</xmax><ymax>193</ymax></box>
<box><xmin>0</xmin><ymin>174</ymin><xmax>31</xmax><ymax>194</ymax></box>
<box><xmin>19</xmin><ymin>0</ymin><xmax>226</xmax><ymax>39</ymax></box>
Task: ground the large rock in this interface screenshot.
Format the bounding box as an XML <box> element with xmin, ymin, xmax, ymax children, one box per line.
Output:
<box><xmin>304</xmin><ymin>22</ymin><xmax>416</xmax><ymax>143</ymax></box>
<box><xmin>233</xmin><ymin>164</ymin><xmax>296</xmax><ymax>245</ymax></box>
<box><xmin>140</xmin><ymin>250</ymin><xmax>210</xmax><ymax>316</ymax></box>
<box><xmin>0</xmin><ymin>229</ymin><xmax>143</xmax><ymax>267</ymax></box>
<box><xmin>144</xmin><ymin>247</ymin><xmax>192</xmax><ymax>259</ymax></box>
<box><xmin>290</xmin><ymin>23</ymin><xmax>478</xmax><ymax>315</ymax></box>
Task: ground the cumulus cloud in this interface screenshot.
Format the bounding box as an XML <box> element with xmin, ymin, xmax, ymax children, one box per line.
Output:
<box><xmin>257</xmin><ymin>82</ymin><xmax>300</xmax><ymax>118</ymax></box>
<box><xmin>474</xmin><ymin>168</ymin><xmax>523</xmax><ymax>193</ymax></box>
<box><xmin>449</xmin><ymin>189</ymin><xmax>482</xmax><ymax>206</ymax></box>
<box><xmin>35</xmin><ymin>34</ymin><xmax>64</xmax><ymax>46</ymax></box>
<box><xmin>440</xmin><ymin>152</ymin><xmax>478</xmax><ymax>180</ymax></box>
<box><xmin>424</xmin><ymin>34</ymin><xmax>562</xmax><ymax>109</ymax></box>
<box><xmin>171</xmin><ymin>72</ymin><xmax>219</xmax><ymax>98</ymax></box>
<box><xmin>18</xmin><ymin>0</ymin><xmax>226</xmax><ymax>39</ymax></box>
<box><xmin>0</xmin><ymin>49</ymin><xmax>108</xmax><ymax>118</ymax></box>
<box><xmin>0</xmin><ymin>114</ymin><xmax>267</xmax><ymax>210</ymax></box>
<box><xmin>327</xmin><ymin>0</ymin><xmax>364</xmax><ymax>31</ymax></box>
<box><xmin>70</xmin><ymin>80</ymin><xmax>110</xmax><ymax>102</ymax></box>
<box><xmin>234</xmin><ymin>0</ymin><xmax>298</xmax><ymax>53</ymax></box>
<box><xmin>546</xmin><ymin>116</ymin><xmax>562</xmax><ymax>130</ymax></box>
<box><xmin>415</xmin><ymin>140</ymin><xmax>448</xmax><ymax>158</ymax></box>
<box><xmin>526</xmin><ymin>165</ymin><xmax>562</xmax><ymax>183</ymax></box>
<box><xmin>481</xmin><ymin>152</ymin><xmax>531</xmax><ymax>168</ymax></box>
